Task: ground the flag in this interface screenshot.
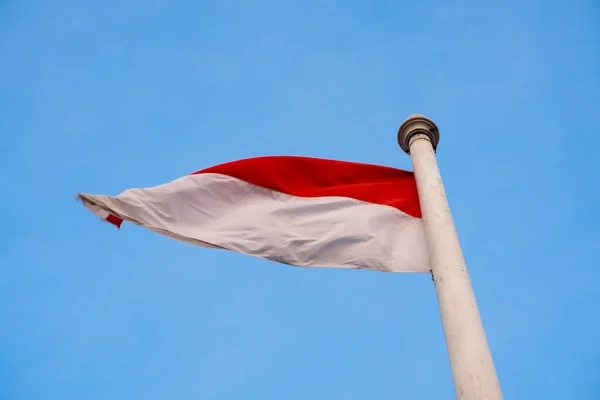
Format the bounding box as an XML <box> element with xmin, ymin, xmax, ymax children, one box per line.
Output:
<box><xmin>78</xmin><ymin>156</ymin><xmax>429</xmax><ymax>272</ymax></box>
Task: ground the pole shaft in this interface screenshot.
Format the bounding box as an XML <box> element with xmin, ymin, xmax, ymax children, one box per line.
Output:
<box><xmin>408</xmin><ymin>134</ymin><xmax>503</xmax><ymax>400</ymax></box>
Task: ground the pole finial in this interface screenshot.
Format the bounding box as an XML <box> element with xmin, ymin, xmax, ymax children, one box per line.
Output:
<box><xmin>397</xmin><ymin>114</ymin><xmax>440</xmax><ymax>154</ymax></box>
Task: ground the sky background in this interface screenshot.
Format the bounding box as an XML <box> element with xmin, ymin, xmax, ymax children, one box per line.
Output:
<box><xmin>1</xmin><ymin>0</ymin><xmax>599</xmax><ymax>399</ymax></box>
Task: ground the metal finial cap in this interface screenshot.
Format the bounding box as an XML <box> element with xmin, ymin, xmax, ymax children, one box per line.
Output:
<box><xmin>397</xmin><ymin>114</ymin><xmax>440</xmax><ymax>154</ymax></box>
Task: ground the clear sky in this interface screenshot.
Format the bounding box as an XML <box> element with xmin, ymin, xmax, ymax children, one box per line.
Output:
<box><xmin>1</xmin><ymin>1</ymin><xmax>599</xmax><ymax>399</ymax></box>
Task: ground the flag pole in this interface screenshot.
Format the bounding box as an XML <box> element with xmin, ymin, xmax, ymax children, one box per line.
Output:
<box><xmin>398</xmin><ymin>115</ymin><xmax>503</xmax><ymax>400</ymax></box>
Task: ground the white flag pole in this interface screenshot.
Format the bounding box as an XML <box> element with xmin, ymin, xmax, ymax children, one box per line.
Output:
<box><xmin>398</xmin><ymin>115</ymin><xmax>503</xmax><ymax>400</ymax></box>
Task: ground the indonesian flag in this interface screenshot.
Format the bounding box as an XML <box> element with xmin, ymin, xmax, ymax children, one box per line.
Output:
<box><xmin>78</xmin><ymin>156</ymin><xmax>429</xmax><ymax>272</ymax></box>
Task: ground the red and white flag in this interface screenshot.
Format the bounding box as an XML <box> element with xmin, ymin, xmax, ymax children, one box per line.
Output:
<box><xmin>78</xmin><ymin>156</ymin><xmax>429</xmax><ymax>272</ymax></box>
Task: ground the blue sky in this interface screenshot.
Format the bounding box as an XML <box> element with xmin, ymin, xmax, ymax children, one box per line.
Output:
<box><xmin>1</xmin><ymin>0</ymin><xmax>599</xmax><ymax>399</ymax></box>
